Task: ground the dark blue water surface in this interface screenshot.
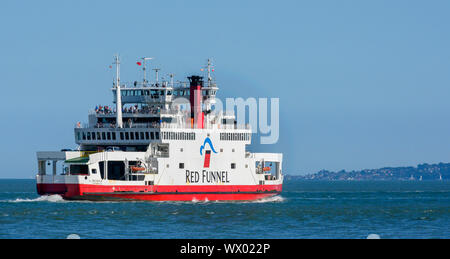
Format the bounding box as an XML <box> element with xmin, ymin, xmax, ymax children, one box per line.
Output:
<box><xmin>0</xmin><ymin>179</ymin><xmax>449</xmax><ymax>239</ymax></box>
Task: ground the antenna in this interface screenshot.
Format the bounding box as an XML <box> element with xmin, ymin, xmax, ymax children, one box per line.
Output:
<box><xmin>153</xmin><ymin>68</ymin><xmax>161</xmax><ymax>85</ymax></box>
<box><xmin>169</xmin><ymin>73</ymin><xmax>175</xmax><ymax>87</ymax></box>
<box><xmin>205</xmin><ymin>58</ymin><xmax>214</xmax><ymax>86</ymax></box>
<box><xmin>114</xmin><ymin>55</ymin><xmax>123</xmax><ymax>128</ymax></box>
<box><xmin>141</xmin><ymin>57</ymin><xmax>153</xmax><ymax>85</ymax></box>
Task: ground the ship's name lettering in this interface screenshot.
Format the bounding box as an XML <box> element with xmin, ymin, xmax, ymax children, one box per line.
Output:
<box><xmin>185</xmin><ymin>170</ymin><xmax>230</xmax><ymax>183</ymax></box>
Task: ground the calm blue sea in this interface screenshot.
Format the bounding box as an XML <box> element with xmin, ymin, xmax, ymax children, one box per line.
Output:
<box><xmin>0</xmin><ymin>179</ymin><xmax>449</xmax><ymax>239</ymax></box>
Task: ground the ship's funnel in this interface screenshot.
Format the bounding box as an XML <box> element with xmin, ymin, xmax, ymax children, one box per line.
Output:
<box><xmin>188</xmin><ymin>75</ymin><xmax>204</xmax><ymax>129</ymax></box>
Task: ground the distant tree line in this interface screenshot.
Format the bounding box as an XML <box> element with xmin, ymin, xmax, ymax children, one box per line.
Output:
<box><xmin>290</xmin><ymin>163</ymin><xmax>450</xmax><ymax>180</ymax></box>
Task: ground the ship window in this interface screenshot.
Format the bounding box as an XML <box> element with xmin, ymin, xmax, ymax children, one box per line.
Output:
<box><xmin>87</xmin><ymin>132</ymin><xmax>91</xmax><ymax>140</ymax></box>
<box><xmin>161</xmin><ymin>117</ymin><xmax>172</xmax><ymax>124</ymax></box>
<box><xmin>99</xmin><ymin>161</ymin><xmax>105</xmax><ymax>179</ymax></box>
<box><xmin>102</xmin><ymin>132</ymin><xmax>106</xmax><ymax>140</ymax></box>
<box><xmin>130</xmin><ymin>132</ymin><xmax>134</xmax><ymax>140</ymax></box>
<box><xmin>179</xmin><ymin>163</ymin><xmax>184</xmax><ymax>169</ymax></box>
<box><xmin>145</xmin><ymin>132</ymin><xmax>149</xmax><ymax>140</ymax></box>
<box><xmin>155</xmin><ymin>132</ymin><xmax>160</xmax><ymax>139</ymax></box>
<box><xmin>107</xmin><ymin>132</ymin><xmax>110</xmax><ymax>140</ymax></box>
<box><xmin>97</xmin><ymin>132</ymin><xmax>101</xmax><ymax>140</ymax></box>
<box><xmin>70</xmin><ymin>164</ymin><xmax>89</xmax><ymax>175</ymax></box>
<box><xmin>120</xmin><ymin>132</ymin><xmax>124</xmax><ymax>140</ymax></box>
<box><xmin>150</xmin><ymin>132</ymin><xmax>155</xmax><ymax>140</ymax></box>
<box><xmin>91</xmin><ymin>169</ymin><xmax>97</xmax><ymax>174</ymax></box>
<box><xmin>82</xmin><ymin>132</ymin><xmax>86</xmax><ymax>140</ymax></box>
<box><xmin>125</xmin><ymin>132</ymin><xmax>129</xmax><ymax>140</ymax></box>
<box><xmin>231</xmin><ymin>163</ymin><xmax>236</xmax><ymax>169</ymax></box>
<box><xmin>135</xmin><ymin>132</ymin><xmax>139</xmax><ymax>140</ymax></box>
<box><xmin>92</xmin><ymin>132</ymin><xmax>96</xmax><ymax>140</ymax></box>
<box><xmin>140</xmin><ymin>132</ymin><xmax>144</xmax><ymax>140</ymax></box>
<box><xmin>107</xmin><ymin>161</ymin><xmax>125</xmax><ymax>180</ymax></box>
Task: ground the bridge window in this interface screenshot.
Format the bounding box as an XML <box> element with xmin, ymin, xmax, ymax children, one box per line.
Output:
<box><xmin>130</xmin><ymin>132</ymin><xmax>134</xmax><ymax>140</ymax></box>
<box><xmin>112</xmin><ymin>132</ymin><xmax>116</xmax><ymax>140</ymax></box>
<box><xmin>70</xmin><ymin>164</ymin><xmax>88</xmax><ymax>175</ymax></box>
<box><xmin>150</xmin><ymin>132</ymin><xmax>154</xmax><ymax>140</ymax></box>
<box><xmin>107</xmin><ymin>161</ymin><xmax>125</xmax><ymax>180</ymax></box>
<box><xmin>140</xmin><ymin>132</ymin><xmax>144</xmax><ymax>140</ymax></box>
<box><xmin>125</xmin><ymin>132</ymin><xmax>129</xmax><ymax>140</ymax></box>
<box><xmin>99</xmin><ymin>161</ymin><xmax>105</xmax><ymax>179</ymax></box>
<box><xmin>145</xmin><ymin>132</ymin><xmax>149</xmax><ymax>140</ymax></box>
<box><xmin>155</xmin><ymin>132</ymin><xmax>159</xmax><ymax>139</ymax></box>
<box><xmin>120</xmin><ymin>132</ymin><xmax>124</xmax><ymax>140</ymax></box>
<box><xmin>102</xmin><ymin>132</ymin><xmax>106</xmax><ymax>140</ymax></box>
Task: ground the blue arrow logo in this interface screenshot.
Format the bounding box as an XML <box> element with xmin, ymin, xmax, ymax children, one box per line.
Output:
<box><xmin>200</xmin><ymin>137</ymin><xmax>218</xmax><ymax>155</ymax></box>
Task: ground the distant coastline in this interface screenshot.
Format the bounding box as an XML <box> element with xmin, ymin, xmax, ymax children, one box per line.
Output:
<box><xmin>289</xmin><ymin>163</ymin><xmax>449</xmax><ymax>181</ymax></box>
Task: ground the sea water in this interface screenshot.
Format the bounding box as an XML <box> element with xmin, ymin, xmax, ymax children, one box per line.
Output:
<box><xmin>0</xmin><ymin>179</ymin><xmax>449</xmax><ymax>239</ymax></box>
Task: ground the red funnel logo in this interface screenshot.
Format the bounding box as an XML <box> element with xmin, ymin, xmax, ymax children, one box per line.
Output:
<box><xmin>204</xmin><ymin>150</ymin><xmax>211</xmax><ymax>168</ymax></box>
<box><xmin>200</xmin><ymin>137</ymin><xmax>217</xmax><ymax>168</ymax></box>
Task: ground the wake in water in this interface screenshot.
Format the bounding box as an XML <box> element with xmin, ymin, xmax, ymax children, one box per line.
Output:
<box><xmin>2</xmin><ymin>194</ymin><xmax>285</xmax><ymax>204</ymax></box>
<box><xmin>4</xmin><ymin>195</ymin><xmax>65</xmax><ymax>203</ymax></box>
<box><xmin>250</xmin><ymin>195</ymin><xmax>286</xmax><ymax>203</ymax></box>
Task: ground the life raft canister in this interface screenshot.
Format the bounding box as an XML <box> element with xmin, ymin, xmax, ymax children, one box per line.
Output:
<box><xmin>131</xmin><ymin>166</ymin><xmax>146</xmax><ymax>172</ymax></box>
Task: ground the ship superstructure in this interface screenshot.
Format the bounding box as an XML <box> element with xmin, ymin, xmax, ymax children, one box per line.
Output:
<box><xmin>36</xmin><ymin>57</ymin><xmax>283</xmax><ymax>201</ymax></box>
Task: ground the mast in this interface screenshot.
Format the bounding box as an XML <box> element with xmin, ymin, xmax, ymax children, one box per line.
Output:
<box><xmin>114</xmin><ymin>55</ymin><xmax>123</xmax><ymax>128</ymax></box>
<box><xmin>207</xmin><ymin>58</ymin><xmax>213</xmax><ymax>86</ymax></box>
<box><xmin>169</xmin><ymin>73</ymin><xmax>175</xmax><ymax>87</ymax></box>
<box><xmin>142</xmin><ymin>57</ymin><xmax>153</xmax><ymax>85</ymax></box>
<box><xmin>153</xmin><ymin>68</ymin><xmax>160</xmax><ymax>85</ymax></box>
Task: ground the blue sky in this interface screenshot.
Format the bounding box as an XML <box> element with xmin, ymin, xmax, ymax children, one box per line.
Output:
<box><xmin>1</xmin><ymin>0</ymin><xmax>450</xmax><ymax>178</ymax></box>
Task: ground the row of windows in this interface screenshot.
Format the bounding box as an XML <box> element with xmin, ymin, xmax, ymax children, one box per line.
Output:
<box><xmin>121</xmin><ymin>89</ymin><xmax>172</xmax><ymax>97</ymax></box>
<box><xmin>79</xmin><ymin>131</ymin><xmax>160</xmax><ymax>141</ymax></box>
<box><xmin>220</xmin><ymin>132</ymin><xmax>251</xmax><ymax>141</ymax></box>
<box><xmin>162</xmin><ymin>131</ymin><xmax>196</xmax><ymax>141</ymax></box>
<box><xmin>119</xmin><ymin>89</ymin><xmax>216</xmax><ymax>97</ymax></box>
<box><xmin>178</xmin><ymin>162</ymin><xmax>236</xmax><ymax>169</ymax></box>
<box><xmin>119</xmin><ymin>131</ymin><xmax>160</xmax><ymax>141</ymax></box>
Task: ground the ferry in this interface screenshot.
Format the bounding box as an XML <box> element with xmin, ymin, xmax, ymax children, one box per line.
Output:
<box><xmin>36</xmin><ymin>56</ymin><xmax>283</xmax><ymax>201</ymax></box>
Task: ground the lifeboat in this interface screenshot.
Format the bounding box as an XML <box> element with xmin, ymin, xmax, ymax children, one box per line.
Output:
<box><xmin>130</xmin><ymin>166</ymin><xmax>146</xmax><ymax>172</ymax></box>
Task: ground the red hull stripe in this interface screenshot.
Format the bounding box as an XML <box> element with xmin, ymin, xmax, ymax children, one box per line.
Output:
<box><xmin>84</xmin><ymin>190</ymin><xmax>280</xmax><ymax>195</ymax></box>
<box><xmin>37</xmin><ymin>183</ymin><xmax>282</xmax><ymax>201</ymax></box>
